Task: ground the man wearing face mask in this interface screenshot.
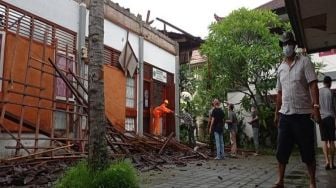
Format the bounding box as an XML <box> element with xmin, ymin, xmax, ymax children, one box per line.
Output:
<box><xmin>273</xmin><ymin>32</ymin><xmax>321</xmax><ymax>188</ymax></box>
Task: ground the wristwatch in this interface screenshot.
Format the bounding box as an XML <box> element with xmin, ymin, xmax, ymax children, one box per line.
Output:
<box><xmin>313</xmin><ymin>104</ymin><xmax>320</xmax><ymax>109</ymax></box>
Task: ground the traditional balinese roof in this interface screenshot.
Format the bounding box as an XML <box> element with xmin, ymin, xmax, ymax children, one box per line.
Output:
<box><xmin>215</xmin><ymin>0</ymin><xmax>286</xmax><ymax>22</ymax></box>
<box><xmin>256</xmin><ymin>0</ymin><xmax>285</xmax><ymax>11</ymax></box>
<box><xmin>256</xmin><ymin>0</ymin><xmax>287</xmax><ymax>17</ymax></box>
<box><xmin>190</xmin><ymin>50</ymin><xmax>207</xmax><ymax>66</ymax></box>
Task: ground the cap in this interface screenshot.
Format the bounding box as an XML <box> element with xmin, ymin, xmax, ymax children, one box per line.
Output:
<box><xmin>164</xmin><ymin>99</ymin><xmax>169</xmax><ymax>104</ymax></box>
<box><xmin>279</xmin><ymin>32</ymin><xmax>296</xmax><ymax>47</ymax></box>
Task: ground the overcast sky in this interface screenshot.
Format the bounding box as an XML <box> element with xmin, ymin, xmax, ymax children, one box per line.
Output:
<box><xmin>112</xmin><ymin>0</ymin><xmax>272</xmax><ymax>38</ymax></box>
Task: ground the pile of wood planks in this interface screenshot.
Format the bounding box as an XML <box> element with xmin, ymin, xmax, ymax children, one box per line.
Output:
<box><xmin>105</xmin><ymin>125</ymin><xmax>208</xmax><ymax>172</ymax></box>
<box><xmin>0</xmin><ymin>159</ymin><xmax>75</xmax><ymax>187</ymax></box>
<box><xmin>0</xmin><ymin>125</ymin><xmax>209</xmax><ymax>186</ymax></box>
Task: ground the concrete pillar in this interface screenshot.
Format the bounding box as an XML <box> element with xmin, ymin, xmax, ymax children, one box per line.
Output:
<box><xmin>175</xmin><ymin>44</ymin><xmax>180</xmax><ymax>141</ymax></box>
<box><xmin>78</xmin><ymin>3</ymin><xmax>86</xmax><ymax>71</ymax></box>
<box><xmin>76</xmin><ymin>3</ymin><xmax>87</xmax><ymax>139</ymax></box>
<box><xmin>137</xmin><ymin>36</ymin><xmax>144</xmax><ymax>136</ymax></box>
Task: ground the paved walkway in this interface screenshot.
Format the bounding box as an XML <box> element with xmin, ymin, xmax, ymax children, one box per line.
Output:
<box><xmin>140</xmin><ymin>154</ymin><xmax>336</xmax><ymax>188</ymax></box>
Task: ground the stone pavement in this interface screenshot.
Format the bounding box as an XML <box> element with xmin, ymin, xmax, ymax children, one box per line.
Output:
<box><xmin>140</xmin><ymin>154</ymin><xmax>336</xmax><ymax>188</ymax></box>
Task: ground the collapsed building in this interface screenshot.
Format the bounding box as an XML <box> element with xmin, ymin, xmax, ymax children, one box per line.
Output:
<box><xmin>0</xmin><ymin>0</ymin><xmax>182</xmax><ymax>160</ymax></box>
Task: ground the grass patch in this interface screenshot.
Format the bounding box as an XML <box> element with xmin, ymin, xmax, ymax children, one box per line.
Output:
<box><xmin>55</xmin><ymin>160</ymin><xmax>139</xmax><ymax>188</ymax></box>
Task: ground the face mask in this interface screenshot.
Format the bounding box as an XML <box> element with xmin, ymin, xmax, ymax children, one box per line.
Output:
<box><xmin>283</xmin><ymin>45</ymin><xmax>295</xmax><ymax>57</ymax></box>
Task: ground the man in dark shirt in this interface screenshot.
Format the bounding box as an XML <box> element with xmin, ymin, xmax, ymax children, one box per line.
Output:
<box><xmin>209</xmin><ymin>99</ymin><xmax>225</xmax><ymax>160</ymax></box>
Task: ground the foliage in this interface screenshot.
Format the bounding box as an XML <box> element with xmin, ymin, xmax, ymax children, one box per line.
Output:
<box><xmin>55</xmin><ymin>161</ymin><xmax>92</xmax><ymax>188</ymax></box>
<box><xmin>201</xmin><ymin>8</ymin><xmax>284</xmax><ymax>107</ymax></box>
<box><xmin>180</xmin><ymin>64</ymin><xmax>197</xmax><ymax>95</ymax></box>
<box><xmin>55</xmin><ymin>160</ymin><xmax>139</xmax><ymax>188</ymax></box>
<box><xmin>180</xmin><ymin>66</ymin><xmax>217</xmax><ymax>116</ymax></box>
<box><xmin>197</xmin><ymin>8</ymin><xmax>287</xmax><ymax>147</ymax></box>
<box><xmin>95</xmin><ymin>160</ymin><xmax>139</xmax><ymax>188</ymax></box>
<box><xmin>179</xmin><ymin>125</ymin><xmax>189</xmax><ymax>144</ymax></box>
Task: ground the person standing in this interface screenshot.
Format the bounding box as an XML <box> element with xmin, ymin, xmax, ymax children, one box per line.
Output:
<box><xmin>273</xmin><ymin>31</ymin><xmax>321</xmax><ymax>188</ymax></box>
<box><xmin>177</xmin><ymin>109</ymin><xmax>196</xmax><ymax>147</ymax></box>
<box><xmin>208</xmin><ymin>101</ymin><xmax>215</xmax><ymax>156</ymax></box>
<box><xmin>226</xmin><ymin>104</ymin><xmax>238</xmax><ymax>156</ymax></box>
<box><xmin>152</xmin><ymin>99</ymin><xmax>174</xmax><ymax>136</ymax></box>
<box><xmin>248</xmin><ymin>105</ymin><xmax>259</xmax><ymax>155</ymax></box>
<box><xmin>209</xmin><ymin>99</ymin><xmax>225</xmax><ymax>160</ymax></box>
<box><xmin>319</xmin><ymin>76</ymin><xmax>336</xmax><ymax>170</ymax></box>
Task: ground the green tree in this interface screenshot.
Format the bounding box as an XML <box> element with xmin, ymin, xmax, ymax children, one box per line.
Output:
<box><xmin>199</xmin><ymin>8</ymin><xmax>286</xmax><ymax>147</ymax></box>
<box><xmin>88</xmin><ymin>0</ymin><xmax>108</xmax><ymax>171</ymax></box>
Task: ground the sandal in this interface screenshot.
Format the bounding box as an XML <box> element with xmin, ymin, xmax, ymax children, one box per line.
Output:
<box><xmin>272</xmin><ymin>183</ymin><xmax>284</xmax><ymax>188</ymax></box>
<box><xmin>331</xmin><ymin>164</ymin><xmax>336</xmax><ymax>169</ymax></box>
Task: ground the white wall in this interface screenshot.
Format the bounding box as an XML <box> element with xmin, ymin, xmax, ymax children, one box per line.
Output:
<box><xmin>100</xmin><ymin>18</ymin><xmax>176</xmax><ymax>74</ymax></box>
<box><xmin>143</xmin><ymin>40</ymin><xmax>175</xmax><ymax>74</ymax></box>
<box><xmin>17</xmin><ymin>0</ymin><xmax>177</xmax><ymax>92</ymax></box>
<box><xmin>5</xmin><ymin>0</ymin><xmax>176</xmax><ymax>74</ymax></box>
<box><xmin>4</xmin><ymin>0</ymin><xmax>79</xmax><ymax>32</ymax></box>
<box><xmin>0</xmin><ymin>133</ymin><xmax>49</xmax><ymax>159</ymax></box>
<box><xmin>84</xmin><ymin>10</ymin><xmax>176</xmax><ymax>74</ymax></box>
<box><xmin>311</xmin><ymin>53</ymin><xmax>336</xmax><ymax>72</ymax></box>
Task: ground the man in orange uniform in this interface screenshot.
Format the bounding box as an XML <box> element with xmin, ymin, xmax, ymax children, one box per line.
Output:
<box><xmin>152</xmin><ymin>99</ymin><xmax>174</xmax><ymax>135</ymax></box>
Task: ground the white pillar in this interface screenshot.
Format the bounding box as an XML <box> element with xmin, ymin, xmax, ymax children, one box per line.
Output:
<box><xmin>137</xmin><ymin>36</ymin><xmax>144</xmax><ymax>136</ymax></box>
<box><xmin>175</xmin><ymin>44</ymin><xmax>180</xmax><ymax>141</ymax></box>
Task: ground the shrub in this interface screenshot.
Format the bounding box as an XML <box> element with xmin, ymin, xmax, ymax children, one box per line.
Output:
<box><xmin>55</xmin><ymin>160</ymin><xmax>139</xmax><ymax>188</ymax></box>
<box><xmin>96</xmin><ymin>160</ymin><xmax>139</xmax><ymax>188</ymax></box>
<box><xmin>55</xmin><ymin>161</ymin><xmax>93</xmax><ymax>188</ymax></box>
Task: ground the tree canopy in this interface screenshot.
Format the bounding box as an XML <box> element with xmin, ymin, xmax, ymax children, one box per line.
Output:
<box><xmin>200</xmin><ymin>8</ymin><xmax>286</xmax><ymax>109</ymax></box>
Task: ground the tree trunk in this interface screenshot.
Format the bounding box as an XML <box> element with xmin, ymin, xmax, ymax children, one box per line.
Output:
<box><xmin>88</xmin><ymin>0</ymin><xmax>108</xmax><ymax>171</ymax></box>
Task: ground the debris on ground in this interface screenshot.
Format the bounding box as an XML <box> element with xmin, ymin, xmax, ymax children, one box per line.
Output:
<box><xmin>0</xmin><ymin>124</ymin><xmax>258</xmax><ymax>187</ymax></box>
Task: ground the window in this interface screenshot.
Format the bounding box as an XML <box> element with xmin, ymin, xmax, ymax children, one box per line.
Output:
<box><xmin>54</xmin><ymin>111</ymin><xmax>66</xmax><ymax>130</ymax></box>
<box><xmin>125</xmin><ymin>117</ymin><xmax>135</xmax><ymax>131</ymax></box>
<box><xmin>126</xmin><ymin>77</ymin><xmax>135</xmax><ymax>108</ymax></box>
<box><xmin>55</xmin><ymin>52</ymin><xmax>75</xmax><ymax>100</ymax></box>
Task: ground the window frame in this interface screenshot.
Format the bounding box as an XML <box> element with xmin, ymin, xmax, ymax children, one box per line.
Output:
<box><xmin>55</xmin><ymin>51</ymin><xmax>76</xmax><ymax>101</ymax></box>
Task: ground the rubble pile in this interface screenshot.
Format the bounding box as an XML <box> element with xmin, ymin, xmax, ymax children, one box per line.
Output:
<box><xmin>105</xmin><ymin>126</ymin><xmax>208</xmax><ymax>172</ymax></box>
<box><xmin>0</xmin><ymin>125</ymin><xmax>208</xmax><ymax>186</ymax></box>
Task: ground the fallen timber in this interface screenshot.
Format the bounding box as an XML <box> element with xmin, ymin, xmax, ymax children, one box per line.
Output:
<box><xmin>0</xmin><ymin>122</ymin><xmax>209</xmax><ymax>186</ymax></box>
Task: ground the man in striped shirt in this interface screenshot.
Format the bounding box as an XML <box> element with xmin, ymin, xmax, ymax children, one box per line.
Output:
<box><xmin>273</xmin><ymin>32</ymin><xmax>321</xmax><ymax>188</ymax></box>
<box><xmin>178</xmin><ymin>109</ymin><xmax>195</xmax><ymax>146</ymax></box>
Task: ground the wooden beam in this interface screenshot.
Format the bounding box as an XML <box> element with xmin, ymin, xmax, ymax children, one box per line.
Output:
<box><xmin>0</xmin><ymin>122</ymin><xmax>30</xmax><ymax>154</ymax></box>
<box><xmin>6</xmin><ymin>144</ymin><xmax>74</xmax><ymax>161</ymax></box>
<box><xmin>158</xmin><ymin>132</ymin><xmax>174</xmax><ymax>155</ymax></box>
